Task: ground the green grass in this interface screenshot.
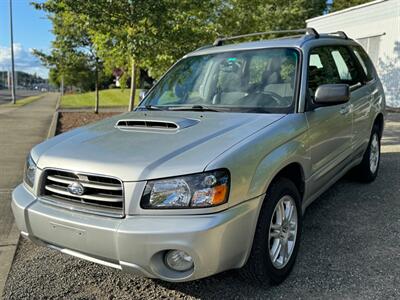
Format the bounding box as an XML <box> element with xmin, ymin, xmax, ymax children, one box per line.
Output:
<box><xmin>2</xmin><ymin>94</ymin><xmax>44</xmax><ymax>107</ymax></box>
<box><xmin>61</xmin><ymin>88</ymin><xmax>141</xmax><ymax>108</ymax></box>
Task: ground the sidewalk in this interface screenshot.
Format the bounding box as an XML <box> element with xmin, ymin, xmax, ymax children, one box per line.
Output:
<box><xmin>0</xmin><ymin>93</ymin><xmax>59</xmax><ymax>296</ymax></box>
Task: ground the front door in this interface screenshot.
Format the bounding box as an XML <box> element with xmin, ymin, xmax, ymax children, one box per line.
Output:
<box><xmin>306</xmin><ymin>45</ymin><xmax>360</xmax><ymax>196</ymax></box>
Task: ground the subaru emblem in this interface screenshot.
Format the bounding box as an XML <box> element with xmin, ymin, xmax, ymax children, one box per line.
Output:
<box><xmin>67</xmin><ymin>182</ymin><xmax>85</xmax><ymax>196</ymax></box>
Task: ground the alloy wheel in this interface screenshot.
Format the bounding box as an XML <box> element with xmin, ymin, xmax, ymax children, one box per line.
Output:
<box><xmin>268</xmin><ymin>195</ymin><xmax>298</xmax><ymax>269</ymax></box>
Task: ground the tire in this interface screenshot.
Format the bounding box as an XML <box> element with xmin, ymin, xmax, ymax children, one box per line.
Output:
<box><xmin>355</xmin><ymin>125</ymin><xmax>381</xmax><ymax>183</ymax></box>
<box><xmin>241</xmin><ymin>177</ymin><xmax>302</xmax><ymax>285</ymax></box>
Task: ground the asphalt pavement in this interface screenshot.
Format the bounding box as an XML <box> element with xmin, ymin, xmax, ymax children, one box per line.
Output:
<box><xmin>2</xmin><ymin>113</ymin><xmax>400</xmax><ymax>300</ymax></box>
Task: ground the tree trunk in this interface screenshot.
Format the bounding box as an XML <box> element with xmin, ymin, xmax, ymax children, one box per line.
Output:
<box><xmin>94</xmin><ymin>61</ymin><xmax>99</xmax><ymax>114</ymax></box>
<box><xmin>60</xmin><ymin>75</ymin><xmax>64</xmax><ymax>97</ymax></box>
<box><xmin>128</xmin><ymin>59</ymin><xmax>137</xmax><ymax>112</ymax></box>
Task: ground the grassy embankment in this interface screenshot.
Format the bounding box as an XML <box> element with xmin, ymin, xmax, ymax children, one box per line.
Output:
<box><xmin>60</xmin><ymin>88</ymin><xmax>141</xmax><ymax>109</ymax></box>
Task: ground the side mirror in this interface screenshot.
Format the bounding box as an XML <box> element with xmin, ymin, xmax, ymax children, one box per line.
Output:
<box><xmin>314</xmin><ymin>84</ymin><xmax>350</xmax><ymax>105</ymax></box>
<box><xmin>139</xmin><ymin>89</ymin><xmax>148</xmax><ymax>101</ymax></box>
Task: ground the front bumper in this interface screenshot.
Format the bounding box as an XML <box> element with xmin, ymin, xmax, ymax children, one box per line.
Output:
<box><xmin>12</xmin><ymin>184</ymin><xmax>262</xmax><ymax>282</ymax></box>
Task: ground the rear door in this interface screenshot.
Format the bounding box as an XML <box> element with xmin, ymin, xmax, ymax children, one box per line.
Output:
<box><xmin>350</xmin><ymin>45</ymin><xmax>379</xmax><ymax>151</ymax></box>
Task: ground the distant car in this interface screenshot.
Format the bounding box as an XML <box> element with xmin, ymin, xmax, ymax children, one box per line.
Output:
<box><xmin>12</xmin><ymin>28</ymin><xmax>385</xmax><ymax>284</ymax></box>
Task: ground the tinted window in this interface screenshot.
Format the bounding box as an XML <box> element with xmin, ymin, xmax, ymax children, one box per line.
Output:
<box><xmin>351</xmin><ymin>45</ymin><xmax>375</xmax><ymax>81</ymax></box>
<box><xmin>308</xmin><ymin>46</ymin><xmax>363</xmax><ymax>94</ymax></box>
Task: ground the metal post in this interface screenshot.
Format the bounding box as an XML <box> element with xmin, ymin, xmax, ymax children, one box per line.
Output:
<box><xmin>9</xmin><ymin>0</ymin><xmax>16</xmax><ymax>104</ymax></box>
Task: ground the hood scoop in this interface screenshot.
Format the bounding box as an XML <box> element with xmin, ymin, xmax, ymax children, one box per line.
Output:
<box><xmin>115</xmin><ymin>118</ymin><xmax>199</xmax><ymax>131</ymax></box>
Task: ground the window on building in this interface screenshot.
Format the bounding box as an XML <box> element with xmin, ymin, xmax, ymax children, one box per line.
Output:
<box><xmin>356</xmin><ymin>36</ymin><xmax>381</xmax><ymax>67</ymax></box>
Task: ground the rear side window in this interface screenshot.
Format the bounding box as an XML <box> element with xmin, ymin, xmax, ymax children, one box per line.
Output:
<box><xmin>308</xmin><ymin>46</ymin><xmax>364</xmax><ymax>94</ymax></box>
<box><xmin>351</xmin><ymin>45</ymin><xmax>375</xmax><ymax>82</ymax></box>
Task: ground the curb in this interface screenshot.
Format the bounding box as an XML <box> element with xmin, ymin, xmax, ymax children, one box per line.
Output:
<box><xmin>46</xmin><ymin>93</ymin><xmax>61</xmax><ymax>140</ymax></box>
<box><xmin>55</xmin><ymin>93</ymin><xmax>61</xmax><ymax>112</ymax></box>
<box><xmin>47</xmin><ymin>111</ymin><xmax>60</xmax><ymax>140</ymax></box>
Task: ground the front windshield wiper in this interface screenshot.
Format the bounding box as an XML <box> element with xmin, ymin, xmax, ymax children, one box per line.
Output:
<box><xmin>144</xmin><ymin>105</ymin><xmax>165</xmax><ymax>111</ymax></box>
<box><xmin>167</xmin><ymin>105</ymin><xmax>221</xmax><ymax>112</ymax></box>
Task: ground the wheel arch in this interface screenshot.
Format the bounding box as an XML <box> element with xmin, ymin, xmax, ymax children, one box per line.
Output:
<box><xmin>269</xmin><ymin>162</ymin><xmax>305</xmax><ymax>201</ymax></box>
<box><xmin>373</xmin><ymin>113</ymin><xmax>384</xmax><ymax>139</ymax></box>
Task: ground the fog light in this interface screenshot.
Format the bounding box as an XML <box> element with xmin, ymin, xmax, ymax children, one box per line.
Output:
<box><xmin>165</xmin><ymin>250</ymin><xmax>194</xmax><ymax>272</ymax></box>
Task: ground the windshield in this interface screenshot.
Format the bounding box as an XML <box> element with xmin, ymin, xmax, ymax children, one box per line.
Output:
<box><xmin>140</xmin><ymin>48</ymin><xmax>299</xmax><ymax>113</ymax></box>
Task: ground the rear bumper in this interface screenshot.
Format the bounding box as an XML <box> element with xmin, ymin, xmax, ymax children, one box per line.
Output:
<box><xmin>12</xmin><ymin>184</ymin><xmax>262</xmax><ymax>282</ymax></box>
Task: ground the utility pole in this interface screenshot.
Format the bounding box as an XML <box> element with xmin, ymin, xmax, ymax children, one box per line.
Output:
<box><xmin>9</xmin><ymin>0</ymin><xmax>16</xmax><ymax>104</ymax></box>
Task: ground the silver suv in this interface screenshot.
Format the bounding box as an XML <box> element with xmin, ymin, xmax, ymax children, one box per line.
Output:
<box><xmin>12</xmin><ymin>28</ymin><xmax>385</xmax><ymax>284</ymax></box>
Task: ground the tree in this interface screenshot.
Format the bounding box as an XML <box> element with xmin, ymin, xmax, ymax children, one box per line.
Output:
<box><xmin>330</xmin><ymin>0</ymin><xmax>371</xmax><ymax>12</ymax></box>
<box><xmin>33</xmin><ymin>47</ymin><xmax>95</xmax><ymax>91</ymax></box>
<box><xmin>217</xmin><ymin>0</ymin><xmax>327</xmax><ymax>37</ymax></box>
<box><xmin>33</xmin><ymin>1</ymin><xmax>105</xmax><ymax>112</ymax></box>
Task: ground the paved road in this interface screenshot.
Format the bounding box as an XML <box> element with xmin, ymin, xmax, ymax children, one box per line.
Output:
<box><xmin>0</xmin><ymin>93</ymin><xmax>58</xmax><ymax>296</ymax></box>
<box><xmin>0</xmin><ymin>90</ymin><xmax>42</xmax><ymax>105</ymax></box>
<box><xmin>3</xmin><ymin>113</ymin><xmax>400</xmax><ymax>299</ymax></box>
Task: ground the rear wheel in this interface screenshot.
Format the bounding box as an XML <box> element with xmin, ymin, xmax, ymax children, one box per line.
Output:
<box><xmin>355</xmin><ymin>125</ymin><xmax>381</xmax><ymax>182</ymax></box>
<box><xmin>241</xmin><ymin>178</ymin><xmax>302</xmax><ymax>285</ymax></box>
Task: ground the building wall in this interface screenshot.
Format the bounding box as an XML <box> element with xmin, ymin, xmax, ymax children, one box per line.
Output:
<box><xmin>307</xmin><ymin>0</ymin><xmax>400</xmax><ymax>107</ymax></box>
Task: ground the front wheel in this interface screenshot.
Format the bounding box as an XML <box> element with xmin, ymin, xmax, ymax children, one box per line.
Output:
<box><xmin>355</xmin><ymin>125</ymin><xmax>381</xmax><ymax>182</ymax></box>
<box><xmin>241</xmin><ymin>178</ymin><xmax>302</xmax><ymax>285</ymax></box>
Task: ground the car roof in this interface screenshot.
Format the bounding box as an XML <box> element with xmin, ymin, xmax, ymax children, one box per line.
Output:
<box><xmin>186</xmin><ymin>35</ymin><xmax>355</xmax><ymax>57</ymax></box>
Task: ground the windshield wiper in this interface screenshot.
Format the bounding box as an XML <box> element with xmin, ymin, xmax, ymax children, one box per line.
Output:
<box><xmin>168</xmin><ymin>105</ymin><xmax>221</xmax><ymax>112</ymax></box>
<box><xmin>144</xmin><ymin>105</ymin><xmax>165</xmax><ymax>111</ymax></box>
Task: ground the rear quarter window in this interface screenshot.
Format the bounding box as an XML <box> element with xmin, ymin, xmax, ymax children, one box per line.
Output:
<box><xmin>351</xmin><ymin>45</ymin><xmax>375</xmax><ymax>82</ymax></box>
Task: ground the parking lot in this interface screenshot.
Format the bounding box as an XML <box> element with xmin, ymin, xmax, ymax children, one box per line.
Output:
<box><xmin>3</xmin><ymin>113</ymin><xmax>400</xmax><ymax>299</ymax></box>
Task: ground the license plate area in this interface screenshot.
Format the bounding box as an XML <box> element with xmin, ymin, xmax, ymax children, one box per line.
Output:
<box><xmin>48</xmin><ymin>222</ymin><xmax>87</xmax><ymax>248</ymax></box>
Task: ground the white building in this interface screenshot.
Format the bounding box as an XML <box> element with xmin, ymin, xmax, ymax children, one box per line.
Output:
<box><xmin>307</xmin><ymin>0</ymin><xmax>400</xmax><ymax>108</ymax></box>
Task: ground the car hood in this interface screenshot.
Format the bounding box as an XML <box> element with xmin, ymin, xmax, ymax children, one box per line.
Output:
<box><xmin>33</xmin><ymin>111</ymin><xmax>284</xmax><ymax>181</ymax></box>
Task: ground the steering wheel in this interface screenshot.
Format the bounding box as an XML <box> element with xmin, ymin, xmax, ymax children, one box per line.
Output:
<box><xmin>251</xmin><ymin>90</ymin><xmax>286</xmax><ymax>107</ymax></box>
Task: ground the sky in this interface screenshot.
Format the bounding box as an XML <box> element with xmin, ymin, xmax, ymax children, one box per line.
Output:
<box><xmin>0</xmin><ymin>0</ymin><xmax>52</xmax><ymax>78</ymax></box>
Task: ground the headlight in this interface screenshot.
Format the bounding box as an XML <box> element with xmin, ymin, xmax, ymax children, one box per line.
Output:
<box><xmin>24</xmin><ymin>155</ymin><xmax>37</xmax><ymax>189</ymax></box>
<box><xmin>141</xmin><ymin>169</ymin><xmax>230</xmax><ymax>209</ymax></box>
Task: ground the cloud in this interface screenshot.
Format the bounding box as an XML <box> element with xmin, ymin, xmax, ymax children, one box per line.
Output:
<box><xmin>0</xmin><ymin>43</ymin><xmax>48</xmax><ymax>78</ymax></box>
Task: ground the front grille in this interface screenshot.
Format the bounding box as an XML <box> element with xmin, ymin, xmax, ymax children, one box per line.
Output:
<box><xmin>40</xmin><ymin>169</ymin><xmax>124</xmax><ymax>218</ymax></box>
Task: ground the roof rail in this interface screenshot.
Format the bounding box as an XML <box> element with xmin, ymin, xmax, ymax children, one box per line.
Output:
<box><xmin>326</xmin><ymin>31</ymin><xmax>349</xmax><ymax>39</ymax></box>
<box><xmin>213</xmin><ymin>28</ymin><xmax>319</xmax><ymax>46</ymax></box>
